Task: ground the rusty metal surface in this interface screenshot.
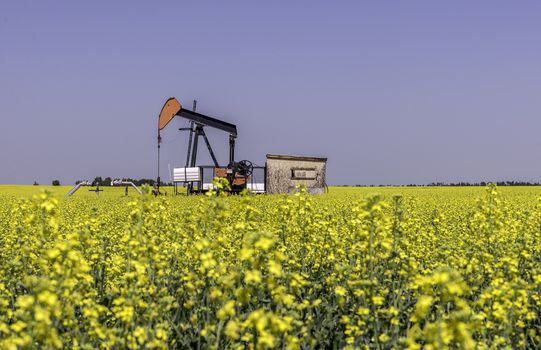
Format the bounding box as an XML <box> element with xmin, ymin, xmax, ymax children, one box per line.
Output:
<box><xmin>232</xmin><ymin>176</ymin><xmax>249</xmax><ymax>186</ymax></box>
<box><xmin>215</xmin><ymin>168</ymin><xmax>228</xmax><ymax>178</ymax></box>
<box><xmin>215</xmin><ymin>167</ymin><xmax>248</xmax><ymax>185</ymax></box>
<box><xmin>158</xmin><ymin>97</ymin><xmax>182</xmax><ymax>130</ymax></box>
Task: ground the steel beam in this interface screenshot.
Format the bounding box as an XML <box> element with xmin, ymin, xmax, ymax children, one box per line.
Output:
<box><xmin>178</xmin><ymin>109</ymin><xmax>237</xmax><ymax>136</ymax></box>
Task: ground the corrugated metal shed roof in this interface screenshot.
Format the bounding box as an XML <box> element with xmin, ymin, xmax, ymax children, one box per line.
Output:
<box><xmin>266</xmin><ymin>154</ymin><xmax>327</xmax><ymax>162</ymax></box>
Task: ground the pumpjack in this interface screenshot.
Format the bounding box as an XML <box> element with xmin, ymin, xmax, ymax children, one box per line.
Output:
<box><xmin>157</xmin><ymin>97</ymin><xmax>255</xmax><ymax>194</ymax></box>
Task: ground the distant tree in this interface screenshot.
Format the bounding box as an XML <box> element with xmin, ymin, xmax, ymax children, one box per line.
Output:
<box><xmin>33</xmin><ymin>181</ymin><xmax>39</xmax><ymax>186</ymax></box>
<box><xmin>103</xmin><ymin>177</ymin><xmax>112</xmax><ymax>186</ymax></box>
<box><xmin>52</xmin><ymin>180</ymin><xmax>60</xmax><ymax>186</ymax></box>
<box><xmin>93</xmin><ymin>177</ymin><xmax>103</xmax><ymax>186</ymax></box>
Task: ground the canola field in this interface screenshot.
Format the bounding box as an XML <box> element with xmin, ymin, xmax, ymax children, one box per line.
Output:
<box><xmin>0</xmin><ymin>184</ymin><xmax>541</xmax><ymax>349</ymax></box>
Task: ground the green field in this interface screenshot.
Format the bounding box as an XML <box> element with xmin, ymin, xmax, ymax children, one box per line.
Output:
<box><xmin>1</xmin><ymin>185</ymin><xmax>541</xmax><ymax>349</ymax></box>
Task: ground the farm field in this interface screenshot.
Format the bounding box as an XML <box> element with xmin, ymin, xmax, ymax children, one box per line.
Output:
<box><xmin>1</xmin><ymin>185</ymin><xmax>541</xmax><ymax>349</ymax></box>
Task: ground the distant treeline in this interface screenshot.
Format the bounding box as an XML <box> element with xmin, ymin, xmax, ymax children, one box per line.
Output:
<box><xmin>342</xmin><ymin>181</ymin><xmax>541</xmax><ymax>187</ymax></box>
<box><xmin>75</xmin><ymin>177</ymin><xmax>173</xmax><ymax>187</ymax></box>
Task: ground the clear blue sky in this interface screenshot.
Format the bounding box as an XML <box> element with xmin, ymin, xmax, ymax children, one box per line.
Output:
<box><xmin>1</xmin><ymin>1</ymin><xmax>541</xmax><ymax>185</ymax></box>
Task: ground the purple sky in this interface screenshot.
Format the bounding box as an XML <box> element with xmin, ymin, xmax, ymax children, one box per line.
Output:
<box><xmin>1</xmin><ymin>1</ymin><xmax>541</xmax><ymax>185</ymax></box>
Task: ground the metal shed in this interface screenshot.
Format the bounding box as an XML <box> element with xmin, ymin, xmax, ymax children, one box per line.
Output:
<box><xmin>265</xmin><ymin>154</ymin><xmax>327</xmax><ymax>194</ymax></box>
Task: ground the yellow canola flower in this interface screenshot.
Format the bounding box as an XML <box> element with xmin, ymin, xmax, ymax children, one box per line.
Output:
<box><xmin>412</xmin><ymin>295</ymin><xmax>433</xmax><ymax>322</ymax></box>
<box><xmin>0</xmin><ymin>184</ymin><xmax>539</xmax><ymax>349</ymax></box>
<box><xmin>372</xmin><ymin>296</ymin><xmax>384</xmax><ymax>306</ymax></box>
<box><xmin>37</xmin><ymin>291</ymin><xmax>57</xmax><ymax>306</ymax></box>
<box><xmin>225</xmin><ymin>320</ymin><xmax>240</xmax><ymax>340</ymax></box>
<box><xmin>255</xmin><ymin>237</ymin><xmax>275</xmax><ymax>251</ymax></box>
<box><xmin>335</xmin><ymin>286</ymin><xmax>347</xmax><ymax>296</ymax></box>
<box><xmin>217</xmin><ymin>300</ymin><xmax>236</xmax><ymax>320</ymax></box>
<box><xmin>244</xmin><ymin>269</ymin><xmax>262</xmax><ymax>284</ymax></box>
<box><xmin>268</xmin><ymin>260</ymin><xmax>282</xmax><ymax>276</ymax></box>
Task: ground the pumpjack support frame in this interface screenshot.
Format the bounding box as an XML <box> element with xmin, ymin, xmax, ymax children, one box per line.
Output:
<box><xmin>157</xmin><ymin>97</ymin><xmax>243</xmax><ymax>193</ymax></box>
<box><xmin>158</xmin><ymin>97</ymin><xmax>237</xmax><ymax>169</ymax></box>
